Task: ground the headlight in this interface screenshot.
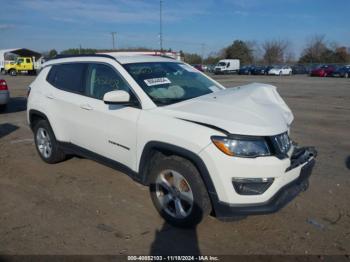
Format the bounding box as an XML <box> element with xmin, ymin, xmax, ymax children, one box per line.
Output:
<box><xmin>211</xmin><ymin>136</ymin><xmax>270</xmax><ymax>157</ymax></box>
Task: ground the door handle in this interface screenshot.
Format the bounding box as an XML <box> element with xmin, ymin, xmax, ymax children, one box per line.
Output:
<box><xmin>46</xmin><ymin>94</ymin><xmax>54</xmax><ymax>99</ymax></box>
<box><xmin>80</xmin><ymin>104</ymin><xmax>93</xmax><ymax>111</ymax></box>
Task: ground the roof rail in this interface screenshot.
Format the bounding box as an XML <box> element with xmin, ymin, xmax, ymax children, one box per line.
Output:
<box><xmin>52</xmin><ymin>54</ymin><xmax>117</xmax><ymax>60</ymax></box>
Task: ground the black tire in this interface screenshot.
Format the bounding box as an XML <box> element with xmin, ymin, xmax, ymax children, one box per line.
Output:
<box><xmin>9</xmin><ymin>69</ymin><xmax>17</xmax><ymax>76</ymax></box>
<box><xmin>149</xmin><ymin>155</ymin><xmax>211</xmax><ymax>228</ymax></box>
<box><xmin>0</xmin><ymin>104</ymin><xmax>6</xmax><ymax>111</ymax></box>
<box><xmin>33</xmin><ymin>120</ymin><xmax>66</xmax><ymax>164</ymax></box>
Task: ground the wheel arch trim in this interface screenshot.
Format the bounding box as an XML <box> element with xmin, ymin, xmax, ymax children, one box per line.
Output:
<box><xmin>29</xmin><ymin>109</ymin><xmax>50</xmax><ymax>129</ymax></box>
<box><xmin>138</xmin><ymin>141</ymin><xmax>218</xmax><ymax>198</ymax></box>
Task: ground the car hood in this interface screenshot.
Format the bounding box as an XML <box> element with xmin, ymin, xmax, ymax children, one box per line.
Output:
<box><xmin>154</xmin><ymin>83</ymin><xmax>294</xmax><ymax>136</ymax></box>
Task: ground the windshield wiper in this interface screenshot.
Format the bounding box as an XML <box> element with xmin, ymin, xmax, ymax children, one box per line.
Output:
<box><xmin>153</xmin><ymin>98</ymin><xmax>186</xmax><ymax>106</ymax></box>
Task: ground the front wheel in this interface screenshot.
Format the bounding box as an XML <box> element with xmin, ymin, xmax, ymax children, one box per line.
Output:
<box><xmin>149</xmin><ymin>155</ymin><xmax>211</xmax><ymax>228</ymax></box>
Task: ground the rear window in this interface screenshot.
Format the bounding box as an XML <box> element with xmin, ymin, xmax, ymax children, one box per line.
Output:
<box><xmin>47</xmin><ymin>63</ymin><xmax>86</xmax><ymax>94</ymax></box>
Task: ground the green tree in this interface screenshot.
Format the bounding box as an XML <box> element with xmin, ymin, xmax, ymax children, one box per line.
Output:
<box><xmin>299</xmin><ymin>38</ymin><xmax>350</xmax><ymax>64</ymax></box>
<box><xmin>204</xmin><ymin>55</ymin><xmax>221</xmax><ymax>65</ymax></box>
<box><xmin>48</xmin><ymin>49</ymin><xmax>58</xmax><ymax>58</ymax></box>
<box><xmin>60</xmin><ymin>48</ymin><xmax>97</xmax><ymax>55</ymax></box>
<box><xmin>224</xmin><ymin>40</ymin><xmax>254</xmax><ymax>65</ymax></box>
<box><xmin>183</xmin><ymin>53</ymin><xmax>202</xmax><ymax>64</ymax></box>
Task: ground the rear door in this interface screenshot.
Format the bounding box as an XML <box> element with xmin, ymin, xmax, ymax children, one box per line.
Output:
<box><xmin>45</xmin><ymin>63</ymin><xmax>87</xmax><ymax>142</ymax></box>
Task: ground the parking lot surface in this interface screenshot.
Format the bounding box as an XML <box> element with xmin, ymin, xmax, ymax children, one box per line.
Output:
<box><xmin>0</xmin><ymin>74</ymin><xmax>349</xmax><ymax>255</ymax></box>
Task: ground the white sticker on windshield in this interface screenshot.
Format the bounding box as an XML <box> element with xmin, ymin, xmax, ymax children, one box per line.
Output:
<box><xmin>179</xmin><ymin>64</ymin><xmax>198</xmax><ymax>73</ymax></box>
<box><xmin>144</xmin><ymin>77</ymin><xmax>171</xmax><ymax>86</ymax></box>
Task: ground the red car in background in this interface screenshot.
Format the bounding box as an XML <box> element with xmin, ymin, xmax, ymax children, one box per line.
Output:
<box><xmin>310</xmin><ymin>65</ymin><xmax>337</xmax><ymax>77</ymax></box>
<box><xmin>193</xmin><ymin>64</ymin><xmax>204</xmax><ymax>72</ymax></box>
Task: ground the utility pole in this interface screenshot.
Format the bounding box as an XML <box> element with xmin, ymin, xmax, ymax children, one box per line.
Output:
<box><xmin>159</xmin><ymin>0</ymin><xmax>163</xmax><ymax>52</ymax></box>
<box><xmin>111</xmin><ymin>32</ymin><xmax>117</xmax><ymax>50</ymax></box>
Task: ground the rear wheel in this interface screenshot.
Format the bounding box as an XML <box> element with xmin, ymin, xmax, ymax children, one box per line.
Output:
<box><xmin>9</xmin><ymin>69</ymin><xmax>17</xmax><ymax>76</ymax></box>
<box><xmin>34</xmin><ymin>120</ymin><xmax>66</xmax><ymax>164</ymax></box>
<box><xmin>149</xmin><ymin>155</ymin><xmax>211</xmax><ymax>228</ymax></box>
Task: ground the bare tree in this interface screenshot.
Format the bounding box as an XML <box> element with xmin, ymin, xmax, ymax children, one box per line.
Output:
<box><xmin>285</xmin><ymin>51</ymin><xmax>296</xmax><ymax>64</ymax></box>
<box><xmin>299</xmin><ymin>35</ymin><xmax>328</xmax><ymax>63</ymax></box>
<box><xmin>246</xmin><ymin>40</ymin><xmax>261</xmax><ymax>64</ymax></box>
<box><xmin>262</xmin><ymin>39</ymin><xmax>289</xmax><ymax>65</ymax></box>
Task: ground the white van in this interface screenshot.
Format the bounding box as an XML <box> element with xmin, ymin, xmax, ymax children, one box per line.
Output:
<box><xmin>214</xmin><ymin>59</ymin><xmax>240</xmax><ymax>74</ymax></box>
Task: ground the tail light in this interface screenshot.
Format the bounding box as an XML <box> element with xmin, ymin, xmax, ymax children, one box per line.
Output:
<box><xmin>0</xmin><ymin>79</ymin><xmax>8</xmax><ymax>91</ymax></box>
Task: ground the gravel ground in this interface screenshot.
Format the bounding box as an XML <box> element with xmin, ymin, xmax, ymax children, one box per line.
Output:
<box><xmin>0</xmin><ymin>74</ymin><xmax>349</xmax><ymax>255</ymax></box>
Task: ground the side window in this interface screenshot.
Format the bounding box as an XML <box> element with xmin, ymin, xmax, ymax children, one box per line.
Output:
<box><xmin>47</xmin><ymin>63</ymin><xmax>86</xmax><ymax>94</ymax></box>
<box><xmin>26</xmin><ymin>58</ymin><xmax>31</xmax><ymax>63</ymax></box>
<box><xmin>85</xmin><ymin>63</ymin><xmax>130</xmax><ymax>100</ymax></box>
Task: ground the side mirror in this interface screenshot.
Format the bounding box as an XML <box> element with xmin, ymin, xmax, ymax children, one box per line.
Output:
<box><xmin>103</xmin><ymin>90</ymin><xmax>130</xmax><ymax>105</ymax></box>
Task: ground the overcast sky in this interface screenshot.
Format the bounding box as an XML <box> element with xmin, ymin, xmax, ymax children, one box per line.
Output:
<box><xmin>0</xmin><ymin>0</ymin><xmax>349</xmax><ymax>56</ymax></box>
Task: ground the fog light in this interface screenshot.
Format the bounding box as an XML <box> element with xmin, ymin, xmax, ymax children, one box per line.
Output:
<box><xmin>232</xmin><ymin>178</ymin><xmax>274</xmax><ymax>195</ymax></box>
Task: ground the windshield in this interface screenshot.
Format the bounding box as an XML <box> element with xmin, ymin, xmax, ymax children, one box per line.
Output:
<box><xmin>123</xmin><ymin>62</ymin><xmax>222</xmax><ymax>106</ymax></box>
<box><xmin>217</xmin><ymin>62</ymin><xmax>226</xmax><ymax>66</ymax></box>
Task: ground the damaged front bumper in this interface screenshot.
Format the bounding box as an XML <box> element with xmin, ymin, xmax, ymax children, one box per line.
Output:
<box><xmin>212</xmin><ymin>146</ymin><xmax>317</xmax><ymax>219</ymax></box>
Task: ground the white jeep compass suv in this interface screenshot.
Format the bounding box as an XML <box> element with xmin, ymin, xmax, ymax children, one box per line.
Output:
<box><xmin>27</xmin><ymin>54</ymin><xmax>316</xmax><ymax>227</ymax></box>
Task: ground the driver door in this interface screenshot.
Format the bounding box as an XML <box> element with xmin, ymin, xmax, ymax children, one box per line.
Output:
<box><xmin>71</xmin><ymin>62</ymin><xmax>141</xmax><ymax>169</ymax></box>
<box><xmin>16</xmin><ymin>58</ymin><xmax>25</xmax><ymax>71</ymax></box>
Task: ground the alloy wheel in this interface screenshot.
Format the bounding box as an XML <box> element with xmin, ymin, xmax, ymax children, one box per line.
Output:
<box><xmin>155</xmin><ymin>169</ymin><xmax>194</xmax><ymax>219</ymax></box>
<box><xmin>36</xmin><ymin>127</ymin><xmax>52</xmax><ymax>159</ymax></box>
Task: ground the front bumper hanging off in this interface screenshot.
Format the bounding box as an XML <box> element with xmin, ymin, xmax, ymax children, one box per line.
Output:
<box><xmin>212</xmin><ymin>146</ymin><xmax>317</xmax><ymax>219</ymax></box>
